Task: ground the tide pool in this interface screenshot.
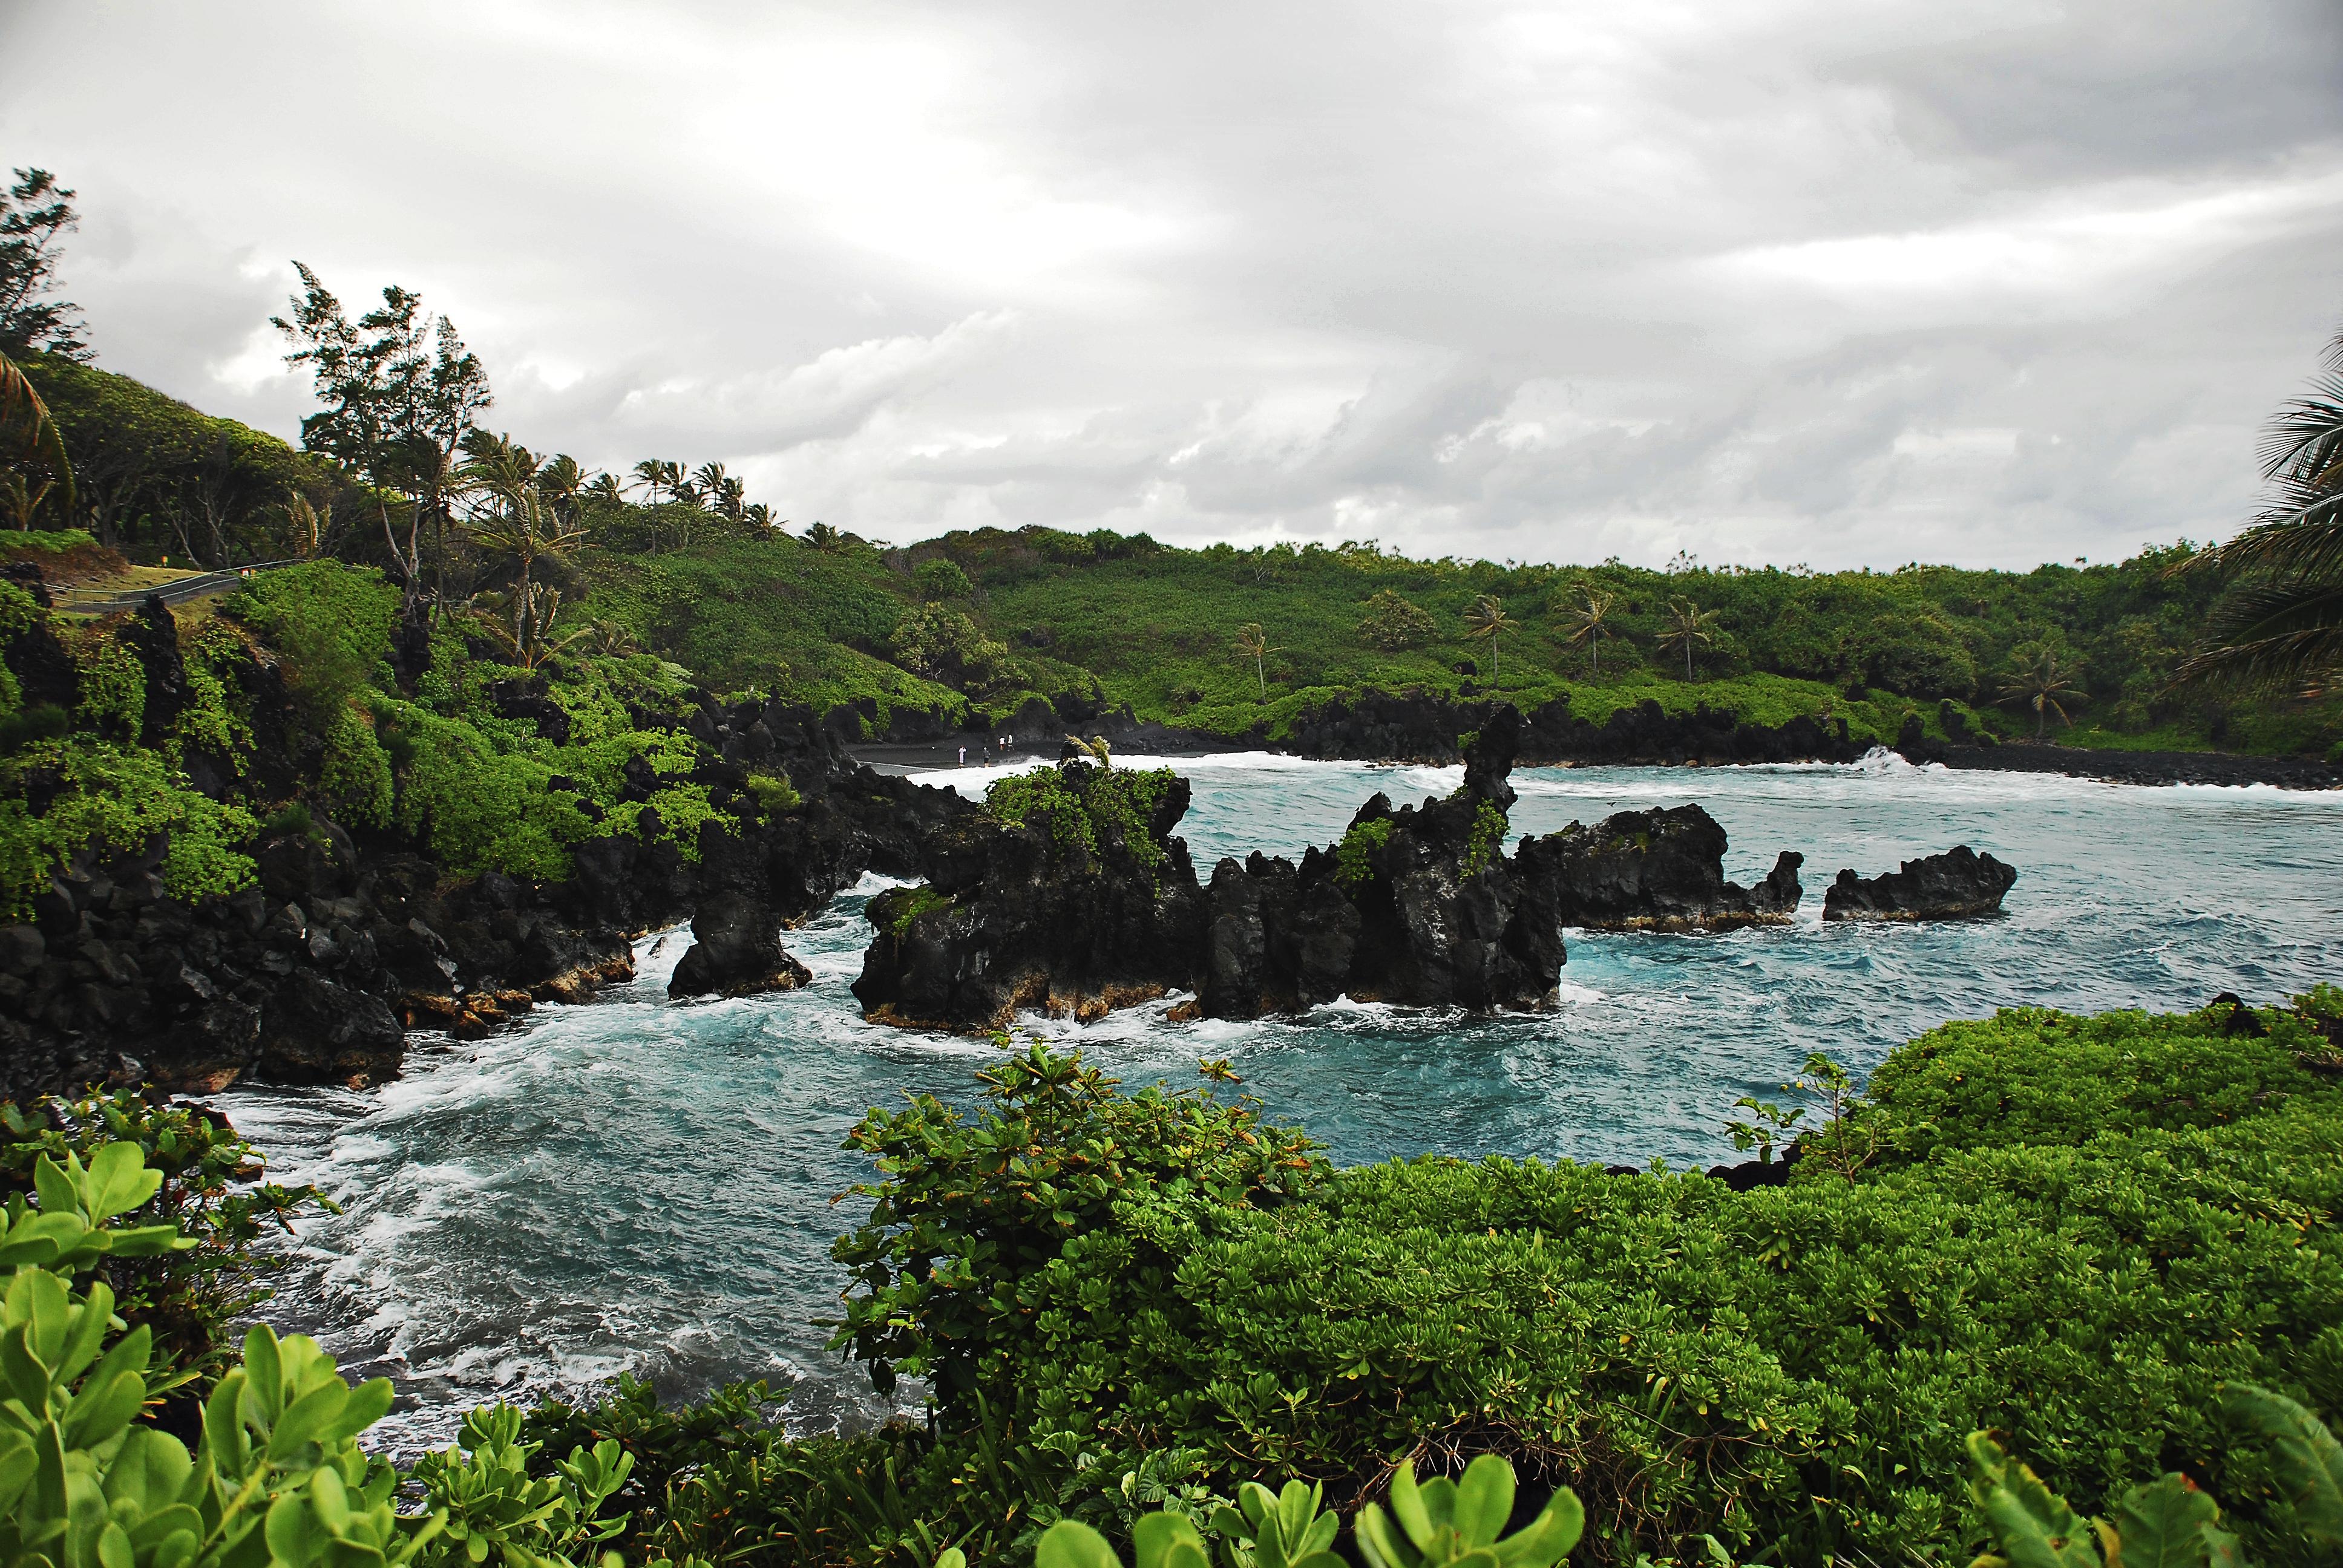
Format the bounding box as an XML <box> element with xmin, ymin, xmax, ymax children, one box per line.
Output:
<box><xmin>216</xmin><ymin>752</ymin><xmax>2343</xmax><ymax>1451</ymax></box>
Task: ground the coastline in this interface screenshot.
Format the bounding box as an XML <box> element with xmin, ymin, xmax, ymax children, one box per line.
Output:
<box><xmin>850</xmin><ymin>729</ymin><xmax>2342</xmax><ymax>790</ymax></box>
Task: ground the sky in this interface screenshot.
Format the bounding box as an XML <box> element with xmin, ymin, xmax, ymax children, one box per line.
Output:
<box><xmin>3</xmin><ymin>1</ymin><xmax>2339</xmax><ymax>572</ymax></box>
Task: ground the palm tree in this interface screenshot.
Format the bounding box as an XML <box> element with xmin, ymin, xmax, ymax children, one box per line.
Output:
<box><xmin>1654</xmin><ymin>596</ymin><xmax>1719</xmax><ymax>680</ymax></box>
<box><xmin>713</xmin><ymin>474</ymin><xmax>746</xmax><ymax>521</ymax></box>
<box><xmin>583</xmin><ymin>472</ymin><xmax>626</xmax><ymax>509</ymax></box>
<box><xmin>693</xmin><ymin>460</ymin><xmax>736</xmax><ymax>512</ymax></box>
<box><xmin>2168</xmin><ymin>325</ymin><xmax>2343</xmax><ymax>697</ymax></box>
<box><xmin>1559</xmin><ymin>587</ymin><xmax>1615</xmax><ymax>675</ymax></box>
<box><xmin>1</xmin><ymin>350</ymin><xmax>73</xmax><ymax>528</ymax></box>
<box><xmin>1462</xmin><ymin>594</ymin><xmax>1515</xmax><ymax>682</ymax></box>
<box><xmin>629</xmin><ymin>459</ymin><xmax>681</xmax><ymax>506</ymax></box>
<box><xmin>1999</xmin><ymin>646</ymin><xmax>2085</xmax><ymax>739</ymax></box>
<box><xmin>1232</xmin><ymin>622</ymin><xmax>1280</xmax><ymax>699</ymax></box>
<box><xmin>461</xmin><ymin>437</ymin><xmax>586</xmax><ymax>664</ymax></box>
<box><xmin>803</xmin><ymin>521</ymin><xmax>843</xmax><ymax>552</ymax></box>
<box><xmin>536</xmin><ymin>454</ymin><xmax>586</xmax><ymax>525</ymax></box>
<box><xmin>741</xmin><ymin>502</ymin><xmax>783</xmax><ymax>534</ymax></box>
<box><xmin>281</xmin><ymin>492</ymin><xmax>326</xmax><ymax>558</ymax></box>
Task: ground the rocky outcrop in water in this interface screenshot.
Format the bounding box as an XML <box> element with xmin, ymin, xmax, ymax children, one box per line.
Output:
<box><xmin>852</xmin><ymin>761</ymin><xmax>1207</xmax><ymax>1030</ymax></box>
<box><xmin>668</xmin><ymin>890</ymin><xmax>813</xmax><ymax>999</ymax></box>
<box><xmin>1821</xmin><ymin>846</ymin><xmax>2016</xmax><ymax>921</ymax></box>
<box><xmin>1199</xmin><ymin>708</ymin><xmax>1565</xmax><ymax>1017</ymax></box>
<box><xmin>1512</xmin><ymin>804</ymin><xmax>1802</xmax><ymax>930</ymax></box>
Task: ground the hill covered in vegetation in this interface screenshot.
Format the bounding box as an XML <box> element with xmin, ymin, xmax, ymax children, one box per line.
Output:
<box><xmin>13</xmin><ymin>354</ymin><xmax>2342</xmax><ymax>763</ymax></box>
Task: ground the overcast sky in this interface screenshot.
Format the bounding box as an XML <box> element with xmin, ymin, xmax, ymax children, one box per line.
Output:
<box><xmin>4</xmin><ymin>2</ymin><xmax>2339</xmax><ymax>570</ymax></box>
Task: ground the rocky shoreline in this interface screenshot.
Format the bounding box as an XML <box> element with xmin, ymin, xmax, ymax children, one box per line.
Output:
<box><xmin>851</xmin><ymin>688</ymin><xmax>2340</xmax><ymax>791</ymax></box>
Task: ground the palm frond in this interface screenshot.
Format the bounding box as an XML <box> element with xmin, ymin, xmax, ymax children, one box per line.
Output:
<box><xmin>0</xmin><ymin>351</ymin><xmax>75</xmax><ymax>521</ymax></box>
<box><xmin>2166</xmin><ymin>578</ymin><xmax>2343</xmax><ymax>696</ymax></box>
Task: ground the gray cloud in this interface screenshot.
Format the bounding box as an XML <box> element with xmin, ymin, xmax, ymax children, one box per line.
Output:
<box><xmin>2</xmin><ymin>0</ymin><xmax>2336</xmax><ymax>569</ymax></box>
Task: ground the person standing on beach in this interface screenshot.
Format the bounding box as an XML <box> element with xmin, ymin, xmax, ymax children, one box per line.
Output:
<box><xmin>958</xmin><ymin>745</ymin><xmax>966</xmax><ymax>765</ymax></box>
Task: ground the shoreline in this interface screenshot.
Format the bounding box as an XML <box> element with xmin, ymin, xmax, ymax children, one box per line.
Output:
<box><xmin>849</xmin><ymin>732</ymin><xmax>2342</xmax><ymax>790</ymax></box>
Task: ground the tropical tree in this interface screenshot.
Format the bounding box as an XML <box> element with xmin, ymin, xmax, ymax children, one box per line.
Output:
<box><xmin>460</xmin><ymin>430</ymin><xmax>585</xmax><ymax>665</ymax></box>
<box><xmin>2169</xmin><ymin>324</ymin><xmax>2343</xmax><ymax>696</ymax></box>
<box><xmin>803</xmin><ymin>521</ymin><xmax>844</xmax><ymax>552</ymax></box>
<box><xmin>1233</xmin><ymin>621</ymin><xmax>1280</xmax><ymax>699</ymax></box>
<box><xmin>0</xmin><ymin>348</ymin><xmax>73</xmax><ymax>527</ymax></box>
<box><xmin>280</xmin><ymin>491</ymin><xmax>326</xmax><ymax>558</ymax></box>
<box><xmin>1654</xmin><ymin>595</ymin><xmax>1719</xmax><ymax>679</ymax></box>
<box><xmin>0</xmin><ymin>168</ymin><xmax>91</xmax><ymax>361</ymax></box>
<box><xmin>1558</xmin><ymin>586</ymin><xmax>1616</xmax><ymax>675</ymax></box>
<box><xmin>536</xmin><ymin>453</ymin><xmax>586</xmax><ymax>525</ymax></box>
<box><xmin>741</xmin><ymin>501</ymin><xmax>782</xmax><ymax>533</ymax></box>
<box><xmin>1462</xmin><ymin>593</ymin><xmax>1515</xmax><ymax>681</ymax></box>
<box><xmin>1358</xmin><ymin>589</ymin><xmax>1435</xmax><ymax>650</ymax></box>
<box><xmin>274</xmin><ymin>263</ymin><xmax>491</xmax><ymax>616</ymax></box>
<box><xmin>629</xmin><ymin>458</ymin><xmax>681</xmax><ymax>506</ymax></box>
<box><xmin>1999</xmin><ymin>644</ymin><xmax>2085</xmax><ymax>738</ymax></box>
<box><xmin>583</xmin><ymin>472</ymin><xmax>626</xmax><ymax>512</ymax></box>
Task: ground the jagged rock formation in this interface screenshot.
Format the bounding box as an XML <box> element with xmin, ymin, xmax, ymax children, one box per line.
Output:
<box><xmin>1199</xmin><ymin>708</ymin><xmax>1564</xmax><ymax>1018</ymax></box>
<box><xmin>668</xmin><ymin>891</ymin><xmax>813</xmax><ymax>999</ymax></box>
<box><xmin>1513</xmin><ymin>805</ymin><xmax>1803</xmax><ymax>931</ymax></box>
<box><xmin>852</xmin><ymin>762</ymin><xmax>1207</xmax><ymax>1030</ymax></box>
<box><xmin>1199</xmin><ymin>852</ymin><xmax>1360</xmax><ymax>1017</ymax></box>
<box><xmin>1821</xmin><ymin>846</ymin><xmax>2017</xmax><ymax>921</ymax></box>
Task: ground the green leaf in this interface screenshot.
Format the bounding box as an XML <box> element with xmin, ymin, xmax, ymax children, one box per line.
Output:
<box><xmin>269</xmin><ymin>1382</ymin><xmax>352</xmax><ymax>1461</ymax></box>
<box><xmin>1136</xmin><ymin>1512</ymin><xmax>1207</xmax><ymax>1568</ymax></box>
<box><xmin>330</xmin><ymin>1377</ymin><xmax>395</xmax><ymax>1443</ymax></box>
<box><xmin>87</xmin><ymin>1142</ymin><xmax>162</xmax><ymax>1221</ymax></box>
<box><xmin>1966</xmin><ymin>1432</ymin><xmax>2102</xmax><ymax>1568</ymax></box>
<box><xmin>2104</xmin><ymin>1474</ymin><xmax>2220</xmax><ymax>1568</ymax></box>
<box><xmin>2224</xmin><ymin>1382</ymin><xmax>2343</xmax><ymax>1543</ymax></box>
<box><xmin>97</xmin><ymin>1518</ymin><xmax>135</xmax><ymax>1568</ymax></box>
<box><xmin>0</xmin><ymin>1428</ymin><xmax>37</xmax><ymax>1515</ymax></box>
<box><xmin>1357</xmin><ymin>1504</ymin><xmax>1414</xmax><ymax>1568</ymax></box>
<box><xmin>1493</xmin><ymin>1489</ymin><xmax>1584</xmax><ymax>1568</ymax></box>
<box><xmin>242</xmin><ymin>1325</ymin><xmax>284</xmax><ymax>1425</ymax></box>
<box><xmin>1452</xmin><ymin>1457</ymin><xmax>1515</xmax><ymax>1549</ymax></box>
<box><xmin>1038</xmin><ymin>1519</ymin><xmax>1125</xmax><ymax>1568</ymax></box>
<box><xmin>937</xmin><ymin>1551</ymin><xmax>968</xmax><ymax>1568</ymax></box>
<box><xmin>105</xmin><ymin>1428</ymin><xmax>194</xmax><ymax>1511</ymax></box>
<box><xmin>33</xmin><ymin>1154</ymin><xmax>78</xmax><ymax>1220</ymax></box>
<box><xmin>1391</xmin><ymin>1463</ymin><xmax>1436</xmax><ymax>1553</ymax></box>
<box><xmin>267</xmin><ymin>1486</ymin><xmax>332</xmax><ymax>1567</ymax></box>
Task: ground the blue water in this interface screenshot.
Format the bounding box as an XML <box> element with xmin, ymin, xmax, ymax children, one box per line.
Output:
<box><xmin>217</xmin><ymin>751</ymin><xmax>2343</xmax><ymax>1451</ymax></box>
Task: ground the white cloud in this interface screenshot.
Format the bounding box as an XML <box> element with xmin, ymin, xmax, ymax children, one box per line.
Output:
<box><xmin>1</xmin><ymin>0</ymin><xmax>2336</xmax><ymax>570</ymax></box>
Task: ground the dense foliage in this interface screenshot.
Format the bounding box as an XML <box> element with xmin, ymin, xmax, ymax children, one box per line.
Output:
<box><xmin>795</xmin><ymin>998</ymin><xmax>2343</xmax><ymax>1568</ymax></box>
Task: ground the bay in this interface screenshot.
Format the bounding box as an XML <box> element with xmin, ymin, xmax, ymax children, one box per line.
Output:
<box><xmin>215</xmin><ymin>751</ymin><xmax>2343</xmax><ymax>1450</ymax></box>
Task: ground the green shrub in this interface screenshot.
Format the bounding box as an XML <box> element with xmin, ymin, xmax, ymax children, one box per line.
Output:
<box><xmin>67</xmin><ymin>625</ymin><xmax>145</xmax><ymax>737</ymax></box>
<box><xmin>744</xmin><ymin>769</ymin><xmax>802</xmax><ymax>816</ymax></box>
<box><xmin>321</xmin><ymin>704</ymin><xmax>394</xmax><ymax>826</ymax></box>
<box><xmin>0</xmin><ymin>1093</ymin><xmax>324</xmax><ymax>1389</ymax></box>
<box><xmin>985</xmin><ymin>765</ymin><xmax>1181</xmax><ymax>881</ymax></box>
<box><xmin>224</xmin><ymin>560</ymin><xmax>399</xmax><ymax>725</ymax></box>
<box><xmin>0</xmin><ymin>737</ymin><xmax>257</xmax><ymax>916</ymax></box>
<box><xmin>825</xmin><ymin>1010</ymin><xmax>2343</xmax><ymax>1567</ymax></box>
<box><xmin>1334</xmin><ymin>817</ymin><xmax>1391</xmax><ymax>887</ymax></box>
<box><xmin>1460</xmin><ymin>802</ymin><xmax>1507</xmax><ymax>877</ymax></box>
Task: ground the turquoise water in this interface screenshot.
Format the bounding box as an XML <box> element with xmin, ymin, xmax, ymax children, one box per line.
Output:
<box><xmin>217</xmin><ymin>752</ymin><xmax>2343</xmax><ymax>1449</ymax></box>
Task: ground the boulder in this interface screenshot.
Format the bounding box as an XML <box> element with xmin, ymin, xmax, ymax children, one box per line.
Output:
<box><xmin>255</xmin><ymin>972</ymin><xmax>404</xmax><ymax>1087</ymax></box>
<box><xmin>1821</xmin><ymin>845</ymin><xmax>2016</xmax><ymax>921</ymax></box>
<box><xmin>1515</xmin><ymin>804</ymin><xmax>1802</xmax><ymax>930</ymax></box>
<box><xmin>668</xmin><ymin>891</ymin><xmax>813</xmax><ymax>998</ymax></box>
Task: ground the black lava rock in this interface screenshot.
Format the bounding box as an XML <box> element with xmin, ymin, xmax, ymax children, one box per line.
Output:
<box><xmin>1821</xmin><ymin>845</ymin><xmax>2017</xmax><ymax>921</ymax></box>
<box><xmin>1514</xmin><ymin>804</ymin><xmax>1803</xmax><ymax>930</ymax></box>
